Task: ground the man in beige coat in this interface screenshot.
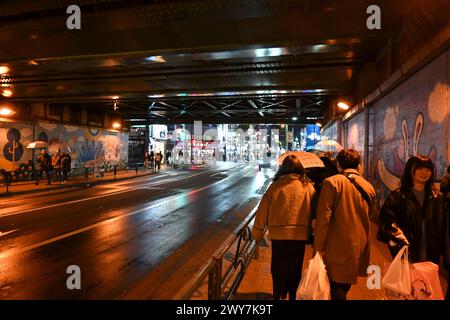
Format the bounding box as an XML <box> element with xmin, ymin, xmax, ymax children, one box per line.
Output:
<box><xmin>313</xmin><ymin>149</ymin><xmax>376</xmax><ymax>300</ymax></box>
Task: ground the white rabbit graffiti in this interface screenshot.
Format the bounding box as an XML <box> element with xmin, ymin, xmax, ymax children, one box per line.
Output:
<box><xmin>377</xmin><ymin>112</ymin><xmax>438</xmax><ymax>192</ymax></box>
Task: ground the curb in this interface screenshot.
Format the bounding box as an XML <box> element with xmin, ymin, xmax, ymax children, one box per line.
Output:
<box><xmin>0</xmin><ymin>171</ymin><xmax>157</xmax><ymax>197</ymax></box>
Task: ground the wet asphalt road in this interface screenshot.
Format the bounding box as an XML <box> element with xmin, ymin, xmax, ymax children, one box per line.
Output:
<box><xmin>0</xmin><ymin>162</ymin><xmax>273</xmax><ymax>299</ymax></box>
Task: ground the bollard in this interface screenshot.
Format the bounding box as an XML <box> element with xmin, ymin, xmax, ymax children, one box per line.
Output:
<box><xmin>114</xmin><ymin>165</ymin><xmax>117</xmax><ymax>180</ymax></box>
<box><xmin>84</xmin><ymin>167</ymin><xmax>89</xmax><ymax>180</ymax></box>
<box><xmin>135</xmin><ymin>166</ymin><xmax>138</xmax><ymax>175</ymax></box>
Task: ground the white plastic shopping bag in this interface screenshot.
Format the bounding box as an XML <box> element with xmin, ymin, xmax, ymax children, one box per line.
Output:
<box><xmin>297</xmin><ymin>252</ymin><xmax>330</xmax><ymax>300</ymax></box>
<box><xmin>409</xmin><ymin>262</ymin><xmax>444</xmax><ymax>300</ymax></box>
<box><xmin>382</xmin><ymin>246</ymin><xmax>411</xmax><ymax>296</ymax></box>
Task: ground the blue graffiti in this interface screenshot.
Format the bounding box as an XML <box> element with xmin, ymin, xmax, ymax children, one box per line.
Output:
<box><xmin>75</xmin><ymin>139</ymin><xmax>105</xmax><ymax>166</ymax></box>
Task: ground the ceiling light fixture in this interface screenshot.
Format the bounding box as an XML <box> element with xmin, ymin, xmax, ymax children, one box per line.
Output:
<box><xmin>0</xmin><ymin>106</ymin><xmax>15</xmax><ymax>116</ymax></box>
<box><xmin>254</xmin><ymin>47</ymin><xmax>284</xmax><ymax>58</ymax></box>
<box><xmin>146</xmin><ymin>56</ymin><xmax>166</xmax><ymax>63</ymax></box>
<box><xmin>2</xmin><ymin>89</ymin><xmax>13</xmax><ymax>97</ymax></box>
<box><xmin>112</xmin><ymin>122</ymin><xmax>121</xmax><ymax>129</ymax></box>
<box><xmin>0</xmin><ymin>66</ymin><xmax>10</xmax><ymax>75</ymax></box>
<box><xmin>337</xmin><ymin>101</ymin><xmax>350</xmax><ymax>110</ymax></box>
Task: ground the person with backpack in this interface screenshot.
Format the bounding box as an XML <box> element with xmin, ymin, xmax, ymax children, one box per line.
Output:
<box><xmin>313</xmin><ymin>149</ymin><xmax>376</xmax><ymax>300</ymax></box>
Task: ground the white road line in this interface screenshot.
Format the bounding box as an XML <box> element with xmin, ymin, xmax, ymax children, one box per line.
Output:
<box><xmin>0</xmin><ymin>168</ymin><xmax>219</xmax><ymax>218</ymax></box>
<box><xmin>0</xmin><ymin>229</ymin><xmax>18</xmax><ymax>237</ymax></box>
<box><xmin>0</xmin><ymin>166</ymin><xmax>247</xmax><ymax>260</ymax></box>
<box><xmin>140</xmin><ymin>187</ymin><xmax>167</xmax><ymax>190</ymax></box>
<box><xmin>210</xmin><ymin>172</ymin><xmax>222</xmax><ymax>177</ymax></box>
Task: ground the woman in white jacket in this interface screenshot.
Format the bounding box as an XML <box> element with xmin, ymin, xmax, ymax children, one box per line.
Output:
<box><xmin>252</xmin><ymin>155</ymin><xmax>318</xmax><ymax>300</ymax></box>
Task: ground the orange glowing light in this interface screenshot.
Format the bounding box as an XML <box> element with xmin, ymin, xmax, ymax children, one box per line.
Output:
<box><xmin>338</xmin><ymin>102</ymin><xmax>350</xmax><ymax>110</ymax></box>
<box><xmin>0</xmin><ymin>66</ymin><xmax>10</xmax><ymax>74</ymax></box>
<box><xmin>0</xmin><ymin>107</ymin><xmax>15</xmax><ymax>116</ymax></box>
<box><xmin>2</xmin><ymin>89</ymin><xmax>13</xmax><ymax>97</ymax></box>
<box><xmin>112</xmin><ymin>122</ymin><xmax>121</xmax><ymax>129</ymax></box>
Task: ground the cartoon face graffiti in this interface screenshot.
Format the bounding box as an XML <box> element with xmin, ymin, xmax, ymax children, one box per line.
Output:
<box><xmin>3</xmin><ymin>128</ymin><xmax>24</xmax><ymax>163</ymax></box>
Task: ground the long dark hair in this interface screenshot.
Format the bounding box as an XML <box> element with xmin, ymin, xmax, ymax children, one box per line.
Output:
<box><xmin>274</xmin><ymin>155</ymin><xmax>309</xmax><ymax>184</ymax></box>
<box><xmin>400</xmin><ymin>155</ymin><xmax>436</xmax><ymax>196</ymax></box>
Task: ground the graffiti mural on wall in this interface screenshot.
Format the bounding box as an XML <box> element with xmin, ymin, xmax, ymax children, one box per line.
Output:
<box><xmin>3</xmin><ymin>128</ymin><xmax>24</xmax><ymax>163</ymax></box>
<box><xmin>377</xmin><ymin>112</ymin><xmax>438</xmax><ymax>192</ymax></box>
<box><xmin>371</xmin><ymin>49</ymin><xmax>449</xmax><ymax>206</ymax></box>
<box><xmin>347</xmin><ymin>118</ymin><xmax>365</xmax><ymax>158</ymax></box>
<box><xmin>35</xmin><ymin>122</ymin><xmax>128</xmax><ymax>169</ymax></box>
<box><xmin>321</xmin><ymin>121</ymin><xmax>339</xmax><ymax>141</ymax></box>
<box><xmin>0</xmin><ymin>122</ymin><xmax>34</xmax><ymax>170</ymax></box>
<box><xmin>0</xmin><ymin>121</ymin><xmax>129</xmax><ymax>171</ymax></box>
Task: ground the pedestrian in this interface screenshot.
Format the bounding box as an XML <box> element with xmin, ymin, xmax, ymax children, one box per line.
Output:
<box><xmin>36</xmin><ymin>149</ymin><xmax>52</xmax><ymax>185</ymax></box>
<box><xmin>377</xmin><ymin>156</ymin><xmax>449</xmax><ymax>300</ymax></box>
<box><xmin>60</xmin><ymin>153</ymin><xmax>71</xmax><ymax>183</ymax></box>
<box><xmin>307</xmin><ymin>156</ymin><xmax>338</xmax><ymax>193</ymax></box>
<box><xmin>440</xmin><ymin>165</ymin><xmax>450</xmax><ymax>209</ymax></box>
<box><xmin>155</xmin><ymin>151</ymin><xmax>163</xmax><ymax>172</ymax></box>
<box><xmin>55</xmin><ymin>155</ymin><xmax>62</xmax><ymax>183</ymax></box>
<box><xmin>313</xmin><ymin>149</ymin><xmax>376</xmax><ymax>300</ymax></box>
<box><xmin>52</xmin><ymin>150</ymin><xmax>62</xmax><ymax>183</ymax></box>
<box><xmin>165</xmin><ymin>150</ymin><xmax>172</xmax><ymax>167</ymax></box>
<box><xmin>144</xmin><ymin>151</ymin><xmax>149</xmax><ymax>169</ymax></box>
<box><xmin>149</xmin><ymin>151</ymin><xmax>155</xmax><ymax>171</ymax></box>
<box><xmin>252</xmin><ymin>155</ymin><xmax>318</xmax><ymax>300</ymax></box>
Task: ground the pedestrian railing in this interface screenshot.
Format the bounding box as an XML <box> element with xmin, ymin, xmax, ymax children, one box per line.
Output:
<box><xmin>0</xmin><ymin>164</ymin><xmax>152</xmax><ymax>193</ymax></box>
<box><xmin>173</xmin><ymin>206</ymin><xmax>259</xmax><ymax>300</ymax></box>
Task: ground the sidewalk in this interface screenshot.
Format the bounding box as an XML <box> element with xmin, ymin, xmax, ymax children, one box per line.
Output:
<box><xmin>234</xmin><ymin>222</ymin><xmax>449</xmax><ymax>300</ymax></box>
<box><xmin>0</xmin><ymin>166</ymin><xmax>170</xmax><ymax>197</ymax></box>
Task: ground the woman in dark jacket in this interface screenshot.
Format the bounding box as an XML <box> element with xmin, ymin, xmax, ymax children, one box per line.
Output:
<box><xmin>377</xmin><ymin>155</ymin><xmax>449</xmax><ymax>299</ymax></box>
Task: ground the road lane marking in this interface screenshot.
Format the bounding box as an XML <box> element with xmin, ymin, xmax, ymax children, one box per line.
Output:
<box><xmin>0</xmin><ymin>168</ymin><xmax>221</xmax><ymax>218</ymax></box>
<box><xmin>140</xmin><ymin>187</ymin><xmax>167</xmax><ymax>190</ymax></box>
<box><xmin>0</xmin><ymin>229</ymin><xmax>18</xmax><ymax>237</ymax></box>
<box><xmin>0</xmin><ymin>164</ymin><xmax>247</xmax><ymax>217</ymax></box>
<box><xmin>0</xmin><ymin>166</ymin><xmax>248</xmax><ymax>260</ymax></box>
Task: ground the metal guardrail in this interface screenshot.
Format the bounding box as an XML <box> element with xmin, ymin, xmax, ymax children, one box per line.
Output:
<box><xmin>1</xmin><ymin>164</ymin><xmax>148</xmax><ymax>193</ymax></box>
<box><xmin>173</xmin><ymin>206</ymin><xmax>260</xmax><ymax>300</ymax></box>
